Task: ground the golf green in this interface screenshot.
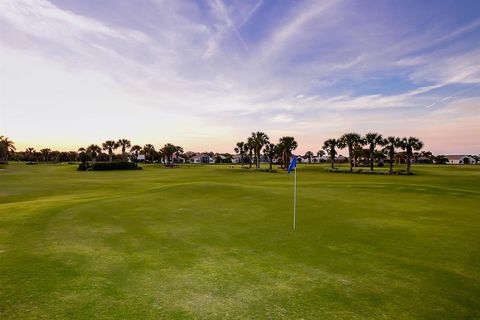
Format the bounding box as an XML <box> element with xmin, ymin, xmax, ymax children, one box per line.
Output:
<box><xmin>1</xmin><ymin>163</ymin><xmax>479</xmax><ymax>319</ymax></box>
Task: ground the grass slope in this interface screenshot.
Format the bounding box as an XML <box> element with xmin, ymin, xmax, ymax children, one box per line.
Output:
<box><xmin>1</xmin><ymin>163</ymin><xmax>479</xmax><ymax>319</ymax></box>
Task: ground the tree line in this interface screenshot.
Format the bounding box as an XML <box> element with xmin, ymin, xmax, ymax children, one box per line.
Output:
<box><xmin>2</xmin><ymin>134</ymin><xmax>478</xmax><ymax>171</ymax></box>
<box><xmin>321</xmin><ymin>133</ymin><xmax>424</xmax><ymax>174</ymax></box>
<box><xmin>235</xmin><ymin>132</ymin><xmax>298</xmax><ymax>171</ymax></box>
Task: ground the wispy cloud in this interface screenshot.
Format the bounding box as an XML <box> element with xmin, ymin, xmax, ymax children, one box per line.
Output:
<box><xmin>1</xmin><ymin>0</ymin><xmax>479</xmax><ymax>153</ymax></box>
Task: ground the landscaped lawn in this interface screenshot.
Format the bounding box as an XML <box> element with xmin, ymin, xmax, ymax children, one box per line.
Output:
<box><xmin>1</xmin><ymin>163</ymin><xmax>479</xmax><ymax>319</ymax></box>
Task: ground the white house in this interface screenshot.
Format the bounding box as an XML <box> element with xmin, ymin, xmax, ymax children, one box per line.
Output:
<box><xmin>231</xmin><ymin>155</ymin><xmax>242</xmax><ymax>163</ymax></box>
<box><xmin>137</xmin><ymin>154</ymin><xmax>146</xmax><ymax>161</ymax></box>
<box><xmin>445</xmin><ymin>155</ymin><xmax>477</xmax><ymax>164</ymax></box>
<box><xmin>172</xmin><ymin>154</ymin><xmax>185</xmax><ymax>163</ymax></box>
<box><xmin>311</xmin><ymin>156</ymin><xmax>328</xmax><ymax>163</ymax></box>
<box><xmin>190</xmin><ymin>153</ymin><xmax>214</xmax><ymax>164</ymax></box>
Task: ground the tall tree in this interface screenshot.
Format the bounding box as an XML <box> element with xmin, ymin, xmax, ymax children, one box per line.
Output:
<box><xmin>162</xmin><ymin>143</ymin><xmax>177</xmax><ymax>165</ymax></box>
<box><xmin>78</xmin><ymin>147</ymin><xmax>88</xmax><ymax>163</ymax></box>
<box><xmin>250</xmin><ymin>131</ymin><xmax>269</xmax><ymax>170</ymax></box>
<box><xmin>26</xmin><ymin>148</ymin><xmax>35</xmax><ymax>162</ymax></box>
<box><xmin>400</xmin><ymin>137</ymin><xmax>423</xmax><ymax>173</ymax></box>
<box><xmin>339</xmin><ymin>133</ymin><xmax>362</xmax><ymax>172</ymax></box>
<box><xmin>263</xmin><ymin>143</ymin><xmax>277</xmax><ymax>171</ymax></box>
<box><xmin>40</xmin><ymin>148</ymin><xmax>51</xmax><ymax>162</ymax></box>
<box><xmin>316</xmin><ymin>150</ymin><xmax>325</xmax><ymax>159</ymax></box>
<box><xmin>276</xmin><ymin>143</ymin><xmax>286</xmax><ymax>168</ymax></box>
<box><xmin>278</xmin><ymin>136</ymin><xmax>298</xmax><ymax>169</ymax></box>
<box><xmin>117</xmin><ymin>139</ymin><xmax>131</xmax><ymax>161</ymax></box>
<box><xmin>0</xmin><ymin>136</ymin><xmax>15</xmax><ymax>163</ymax></box>
<box><xmin>234</xmin><ymin>142</ymin><xmax>246</xmax><ymax>167</ymax></box>
<box><xmin>86</xmin><ymin>144</ymin><xmax>101</xmax><ymax>163</ymax></box>
<box><xmin>130</xmin><ymin>145</ymin><xmax>142</xmax><ymax>164</ymax></box>
<box><xmin>365</xmin><ymin>133</ymin><xmax>384</xmax><ymax>171</ymax></box>
<box><xmin>383</xmin><ymin>136</ymin><xmax>401</xmax><ymax>174</ymax></box>
<box><xmin>322</xmin><ymin>139</ymin><xmax>338</xmax><ymax>169</ymax></box>
<box><xmin>143</xmin><ymin>144</ymin><xmax>156</xmax><ymax>163</ymax></box>
<box><xmin>246</xmin><ymin>137</ymin><xmax>254</xmax><ymax>169</ymax></box>
<box><xmin>174</xmin><ymin>146</ymin><xmax>184</xmax><ymax>163</ymax></box>
<box><xmin>102</xmin><ymin>140</ymin><xmax>119</xmax><ymax>162</ymax></box>
<box><xmin>304</xmin><ymin>151</ymin><xmax>314</xmax><ymax>163</ymax></box>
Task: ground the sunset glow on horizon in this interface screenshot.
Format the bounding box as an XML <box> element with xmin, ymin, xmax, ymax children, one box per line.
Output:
<box><xmin>1</xmin><ymin>0</ymin><xmax>479</xmax><ymax>154</ymax></box>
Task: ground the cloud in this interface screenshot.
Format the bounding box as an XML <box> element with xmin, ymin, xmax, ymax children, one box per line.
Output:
<box><xmin>0</xmin><ymin>0</ymin><xmax>479</xmax><ymax>154</ymax></box>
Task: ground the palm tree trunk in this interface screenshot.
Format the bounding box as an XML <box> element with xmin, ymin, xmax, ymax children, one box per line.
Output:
<box><xmin>349</xmin><ymin>146</ymin><xmax>353</xmax><ymax>172</ymax></box>
<box><xmin>390</xmin><ymin>158</ymin><xmax>394</xmax><ymax>174</ymax></box>
<box><xmin>240</xmin><ymin>152</ymin><xmax>243</xmax><ymax>167</ymax></box>
<box><xmin>407</xmin><ymin>156</ymin><xmax>411</xmax><ymax>173</ymax></box>
<box><xmin>269</xmin><ymin>158</ymin><xmax>272</xmax><ymax>171</ymax></box>
<box><xmin>370</xmin><ymin>149</ymin><xmax>374</xmax><ymax>171</ymax></box>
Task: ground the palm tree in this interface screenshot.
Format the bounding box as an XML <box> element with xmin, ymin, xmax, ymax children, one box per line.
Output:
<box><xmin>339</xmin><ymin>133</ymin><xmax>362</xmax><ymax>172</ymax></box>
<box><xmin>162</xmin><ymin>143</ymin><xmax>177</xmax><ymax>165</ymax></box>
<box><xmin>143</xmin><ymin>144</ymin><xmax>156</xmax><ymax>163</ymax></box>
<box><xmin>276</xmin><ymin>143</ymin><xmax>286</xmax><ymax>168</ymax></box>
<box><xmin>278</xmin><ymin>136</ymin><xmax>298</xmax><ymax>169</ymax></box>
<box><xmin>322</xmin><ymin>139</ymin><xmax>338</xmax><ymax>169</ymax></box>
<box><xmin>40</xmin><ymin>148</ymin><xmax>51</xmax><ymax>162</ymax></box>
<box><xmin>246</xmin><ymin>137</ymin><xmax>254</xmax><ymax>169</ymax></box>
<box><xmin>174</xmin><ymin>146</ymin><xmax>184</xmax><ymax>163</ymax></box>
<box><xmin>365</xmin><ymin>133</ymin><xmax>384</xmax><ymax>171</ymax></box>
<box><xmin>304</xmin><ymin>151</ymin><xmax>314</xmax><ymax>163</ymax></box>
<box><xmin>263</xmin><ymin>143</ymin><xmax>277</xmax><ymax>171</ymax></box>
<box><xmin>117</xmin><ymin>139</ymin><xmax>131</xmax><ymax>161</ymax></box>
<box><xmin>26</xmin><ymin>147</ymin><xmax>35</xmax><ymax>162</ymax></box>
<box><xmin>250</xmin><ymin>131</ymin><xmax>270</xmax><ymax>170</ymax></box>
<box><xmin>316</xmin><ymin>150</ymin><xmax>325</xmax><ymax>162</ymax></box>
<box><xmin>383</xmin><ymin>136</ymin><xmax>401</xmax><ymax>174</ymax></box>
<box><xmin>86</xmin><ymin>144</ymin><xmax>101</xmax><ymax>163</ymax></box>
<box><xmin>78</xmin><ymin>147</ymin><xmax>88</xmax><ymax>163</ymax></box>
<box><xmin>234</xmin><ymin>142</ymin><xmax>246</xmax><ymax>167</ymax></box>
<box><xmin>0</xmin><ymin>136</ymin><xmax>16</xmax><ymax>163</ymax></box>
<box><xmin>400</xmin><ymin>137</ymin><xmax>424</xmax><ymax>173</ymax></box>
<box><xmin>102</xmin><ymin>140</ymin><xmax>119</xmax><ymax>162</ymax></box>
<box><xmin>130</xmin><ymin>145</ymin><xmax>142</xmax><ymax>164</ymax></box>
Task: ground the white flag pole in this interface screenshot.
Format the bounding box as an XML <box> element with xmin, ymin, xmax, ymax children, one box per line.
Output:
<box><xmin>293</xmin><ymin>166</ymin><xmax>297</xmax><ymax>230</ymax></box>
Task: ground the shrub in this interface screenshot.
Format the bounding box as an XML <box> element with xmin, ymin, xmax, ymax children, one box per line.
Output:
<box><xmin>77</xmin><ymin>163</ymin><xmax>90</xmax><ymax>171</ymax></box>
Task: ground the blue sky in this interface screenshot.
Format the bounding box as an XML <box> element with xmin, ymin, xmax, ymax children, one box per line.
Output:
<box><xmin>1</xmin><ymin>0</ymin><xmax>479</xmax><ymax>154</ymax></box>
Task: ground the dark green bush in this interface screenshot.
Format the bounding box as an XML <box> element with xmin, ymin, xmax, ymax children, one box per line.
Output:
<box><xmin>77</xmin><ymin>163</ymin><xmax>90</xmax><ymax>171</ymax></box>
<box><xmin>77</xmin><ymin>162</ymin><xmax>140</xmax><ymax>171</ymax></box>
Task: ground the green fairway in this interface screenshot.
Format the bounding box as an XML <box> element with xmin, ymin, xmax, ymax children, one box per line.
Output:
<box><xmin>1</xmin><ymin>163</ymin><xmax>479</xmax><ymax>319</ymax></box>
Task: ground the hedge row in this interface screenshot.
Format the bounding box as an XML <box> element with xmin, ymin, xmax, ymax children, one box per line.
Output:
<box><xmin>78</xmin><ymin>162</ymin><xmax>141</xmax><ymax>171</ymax></box>
<box><xmin>324</xmin><ymin>168</ymin><xmax>413</xmax><ymax>175</ymax></box>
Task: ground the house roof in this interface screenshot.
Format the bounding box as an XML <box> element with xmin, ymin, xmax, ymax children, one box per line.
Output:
<box><xmin>445</xmin><ymin>155</ymin><xmax>473</xmax><ymax>161</ymax></box>
<box><xmin>191</xmin><ymin>153</ymin><xmax>212</xmax><ymax>159</ymax></box>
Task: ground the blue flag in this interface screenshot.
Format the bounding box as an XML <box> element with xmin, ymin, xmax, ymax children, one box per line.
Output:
<box><xmin>287</xmin><ymin>155</ymin><xmax>297</xmax><ymax>174</ymax></box>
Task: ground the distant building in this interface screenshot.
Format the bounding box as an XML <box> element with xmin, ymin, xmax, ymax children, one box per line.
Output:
<box><xmin>137</xmin><ymin>154</ymin><xmax>146</xmax><ymax>161</ymax></box>
<box><xmin>311</xmin><ymin>156</ymin><xmax>328</xmax><ymax>163</ymax></box>
<box><xmin>190</xmin><ymin>153</ymin><xmax>214</xmax><ymax>164</ymax></box>
<box><xmin>445</xmin><ymin>155</ymin><xmax>477</xmax><ymax>164</ymax></box>
<box><xmin>173</xmin><ymin>154</ymin><xmax>185</xmax><ymax>163</ymax></box>
<box><xmin>231</xmin><ymin>155</ymin><xmax>242</xmax><ymax>163</ymax></box>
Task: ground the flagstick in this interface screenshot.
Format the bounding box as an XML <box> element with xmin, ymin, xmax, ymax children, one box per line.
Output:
<box><xmin>293</xmin><ymin>166</ymin><xmax>297</xmax><ymax>230</ymax></box>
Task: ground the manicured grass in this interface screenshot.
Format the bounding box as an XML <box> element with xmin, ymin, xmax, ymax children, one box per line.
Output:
<box><xmin>1</xmin><ymin>163</ymin><xmax>479</xmax><ymax>319</ymax></box>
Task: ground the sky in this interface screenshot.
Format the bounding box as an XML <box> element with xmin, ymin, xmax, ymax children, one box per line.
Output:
<box><xmin>0</xmin><ymin>0</ymin><xmax>479</xmax><ymax>155</ymax></box>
